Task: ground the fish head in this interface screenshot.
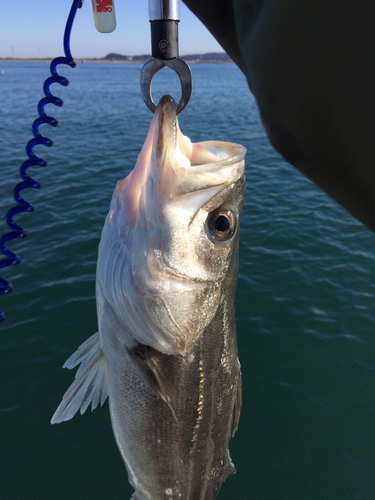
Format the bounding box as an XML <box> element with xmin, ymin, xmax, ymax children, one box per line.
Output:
<box><xmin>98</xmin><ymin>96</ymin><xmax>246</xmax><ymax>355</ymax></box>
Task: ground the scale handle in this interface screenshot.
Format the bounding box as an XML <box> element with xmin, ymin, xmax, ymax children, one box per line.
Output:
<box><xmin>149</xmin><ymin>0</ymin><xmax>180</xmax><ymax>60</ymax></box>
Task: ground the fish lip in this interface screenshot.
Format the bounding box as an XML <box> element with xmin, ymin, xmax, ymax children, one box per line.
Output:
<box><xmin>195</xmin><ymin>142</ymin><xmax>247</xmax><ymax>167</ymax></box>
<box><xmin>173</xmin><ymin>143</ymin><xmax>246</xmax><ymax>197</ymax></box>
<box><xmin>155</xmin><ymin>95</ymin><xmax>177</xmax><ymax>146</ymax></box>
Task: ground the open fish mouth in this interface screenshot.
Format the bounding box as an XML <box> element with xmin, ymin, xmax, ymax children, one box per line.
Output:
<box><xmin>108</xmin><ymin>95</ymin><xmax>246</xmax><ymax>227</ymax></box>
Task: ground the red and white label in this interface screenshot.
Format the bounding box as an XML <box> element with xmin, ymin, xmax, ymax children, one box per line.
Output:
<box><xmin>91</xmin><ymin>0</ymin><xmax>116</xmax><ymax>33</ymax></box>
<box><xmin>95</xmin><ymin>0</ymin><xmax>113</xmax><ymax>13</ymax></box>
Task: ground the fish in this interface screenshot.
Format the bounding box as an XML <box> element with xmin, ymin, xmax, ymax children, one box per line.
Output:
<box><xmin>51</xmin><ymin>95</ymin><xmax>247</xmax><ymax>500</ymax></box>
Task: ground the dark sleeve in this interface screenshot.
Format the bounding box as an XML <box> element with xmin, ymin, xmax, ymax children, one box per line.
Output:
<box><xmin>183</xmin><ymin>0</ymin><xmax>375</xmax><ymax>232</ymax></box>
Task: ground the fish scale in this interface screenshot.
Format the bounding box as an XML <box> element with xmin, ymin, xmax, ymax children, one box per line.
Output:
<box><xmin>107</xmin><ymin>301</ymin><xmax>241</xmax><ymax>499</ymax></box>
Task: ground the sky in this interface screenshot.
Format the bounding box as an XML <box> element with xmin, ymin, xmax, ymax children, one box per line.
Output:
<box><xmin>0</xmin><ymin>1</ymin><xmax>223</xmax><ymax>59</ymax></box>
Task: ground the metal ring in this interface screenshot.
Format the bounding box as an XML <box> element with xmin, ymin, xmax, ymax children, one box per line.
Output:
<box><xmin>140</xmin><ymin>57</ymin><xmax>192</xmax><ymax>115</ymax></box>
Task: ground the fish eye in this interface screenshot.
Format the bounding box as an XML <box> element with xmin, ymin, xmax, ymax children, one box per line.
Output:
<box><xmin>207</xmin><ymin>210</ymin><xmax>236</xmax><ymax>241</ymax></box>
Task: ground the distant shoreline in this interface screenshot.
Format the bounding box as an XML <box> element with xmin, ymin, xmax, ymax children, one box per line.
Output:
<box><xmin>0</xmin><ymin>52</ymin><xmax>233</xmax><ymax>65</ymax></box>
<box><xmin>0</xmin><ymin>59</ymin><xmax>233</xmax><ymax>64</ymax></box>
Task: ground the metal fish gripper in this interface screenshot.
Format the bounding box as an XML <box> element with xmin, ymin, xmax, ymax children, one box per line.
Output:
<box><xmin>140</xmin><ymin>0</ymin><xmax>192</xmax><ymax>115</ymax></box>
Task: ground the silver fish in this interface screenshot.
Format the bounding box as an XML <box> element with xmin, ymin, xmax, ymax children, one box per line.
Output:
<box><xmin>51</xmin><ymin>95</ymin><xmax>246</xmax><ymax>500</ymax></box>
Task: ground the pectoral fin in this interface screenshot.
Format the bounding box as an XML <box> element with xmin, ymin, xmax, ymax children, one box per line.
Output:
<box><xmin>51</xmin><ymin>332</ymin><xmax>108</xmax><ymax>424</ymax></box>
<box><xmin>231</xmin><ymin>369</ymin><xmax>242</xmax><ymax>437</ymax></box>
<box><xmin>127</xmin><ymin>343</ymin><xmax>178</xmax><ymax>423</ymax></box>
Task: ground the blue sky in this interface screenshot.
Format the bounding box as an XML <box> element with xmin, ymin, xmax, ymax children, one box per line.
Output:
<box><xmin>0</xmin><ymin>1</ymin><xmax>223</xmax><ymax>59</ymax></box>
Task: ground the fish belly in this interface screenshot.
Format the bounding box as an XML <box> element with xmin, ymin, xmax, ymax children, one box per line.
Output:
<box><xmin>100</xmin><ymin>293</ymin><xmax>241</xmax><ymax>500</ymax></box>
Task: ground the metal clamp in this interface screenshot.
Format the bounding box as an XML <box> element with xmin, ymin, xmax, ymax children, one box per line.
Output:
<box><xmin>140</xmin><ymin>0</ymin><xmax>192</xmax><ymax>115</ymax></box>
<box><xmin>140</xmin><ymin>57</ymin><xmax>192</xmax><ymax>115</ymax></box>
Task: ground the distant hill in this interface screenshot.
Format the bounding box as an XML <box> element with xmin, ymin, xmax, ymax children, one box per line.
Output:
<box><xmin>102</xmin><ymin>52</ymin><xmax>232</xmax><ymax>63</ymax></box>
<box><xmin>181</xmin><ymin>53</ymin><xmax>231</xmax><ymax>62</ymax></box>
<box><xmin>103</xmin><ymin>53</ymin><xmax>150</xmax><ymax>62</ymax></box>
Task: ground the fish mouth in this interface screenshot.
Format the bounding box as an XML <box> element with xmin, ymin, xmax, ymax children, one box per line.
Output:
<box><xmin>114</xmin><ymin>95</ymin><xmax>246</xmax><ymax>230</ymax></box>
<box><xmin>153</xmin><ymin>95</ymin><xmax>246</xmax><ymax>200</ymax></box>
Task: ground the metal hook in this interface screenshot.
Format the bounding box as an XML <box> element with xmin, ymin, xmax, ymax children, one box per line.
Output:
<box><xmin>140</xmin><ymin>57</ymin><xmax>192</xmax><ymax>115</ymax></box>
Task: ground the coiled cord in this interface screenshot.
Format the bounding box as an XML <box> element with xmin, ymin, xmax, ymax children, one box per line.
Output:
<box><xmin>0</xmin><ymin>0</ymin><xmax>82</xmax><ymax>322</ymax></box>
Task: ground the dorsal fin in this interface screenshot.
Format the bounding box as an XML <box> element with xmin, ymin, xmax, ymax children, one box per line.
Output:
<box><xmin>51</xmin><ymin>332</ymin><xmax>108</xmax><ymax>424</ymax></box>
<box><xmin>127</xmin><ymin>343</ymin><xmax>178</xmax><ymax>423</ymax></box>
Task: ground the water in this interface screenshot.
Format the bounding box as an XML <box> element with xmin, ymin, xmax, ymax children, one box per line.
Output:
<box><xmin>1</xmin><ymin>62</ymin><xmax>375</xmax><ymax>500</ymax></box>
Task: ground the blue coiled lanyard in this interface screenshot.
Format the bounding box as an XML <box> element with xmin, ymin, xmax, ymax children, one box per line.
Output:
<box><xmin>0</xmin><ymin>0</ymin><xmax>82</xmax><ymax>322</ymax></box>
<box><xmin>0</xmin><ymin>0</ymin><xmax>192</xmax><ymax>323</ymax></box>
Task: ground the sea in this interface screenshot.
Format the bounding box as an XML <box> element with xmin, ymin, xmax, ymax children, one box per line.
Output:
<box><xmin>1</xmin><ymin>61</ymin><xmax>375</xmax><ymax>500</ymax></box>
